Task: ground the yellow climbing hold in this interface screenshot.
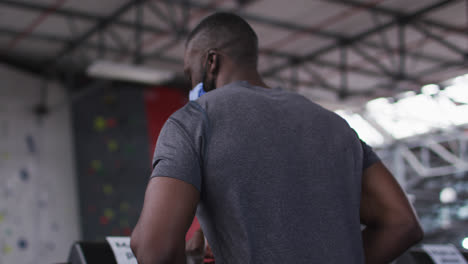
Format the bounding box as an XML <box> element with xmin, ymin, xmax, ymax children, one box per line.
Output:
<box><xmin>3</xmin><ymin>245</ymin><xmax>12</xmax><ymax>254</ymax></box>
<box><xmin>120</xmin><ymin>202</ymin><xmax>130</xmax><ymax>212</ymax></box>
<box><xmin>107</xmin><ymin>140</ymin><xmax>118</xmax><ymax>152</ymax></box>
<box><xmin>103</xmin><ymin>184</ymin><xmax>113</xmax><ymax>195</ymax></box>
<box><xmin>91</xmin><ymin>160</ymin><xmax>102</xmax><ymax>171</ymax></box>
<box><xmin>104</xmin><ymin>208</ymin><xmax>115</xmax><ymax>220</ymax></box>
<box><xmin>94</xmin><ymin>116</ymin><xmax>107</xmax><ymax>132</ymax></box>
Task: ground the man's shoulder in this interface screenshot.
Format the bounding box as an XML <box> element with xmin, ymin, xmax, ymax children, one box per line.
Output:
<box><xmin>166</xmin><ymin>101</ymin><xmax>209</xmax><ymax>132</ymax></box>
<box><xmin>170</xmin><ymin>101</ymin><xmax>206</xmax><ymax>120</ymax></box>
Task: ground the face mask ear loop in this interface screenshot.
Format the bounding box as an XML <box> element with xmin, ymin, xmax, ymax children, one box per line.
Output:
<box><xmin>188</xmin><ymin>56</ymin><xmax>210</xmax><ymax>101</ymax></box>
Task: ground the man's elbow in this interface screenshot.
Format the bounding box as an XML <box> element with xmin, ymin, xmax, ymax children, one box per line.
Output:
<box><xmin>392</xmin><ymin>214</ymin><xmax>424</xmax><ymax>245</ymax></box>
<box><xmin>130</xmin><ymin>232</ymin><xmax>139</xmax><ymax>260</ymax></box>
<box><xmin>130</xmin><ymin>233</ymin><xmax>182</xmax><ymax>264</ymax></box>
<box><xmin>405</xmin><ymin>218</ymin><xmax>424</xmax><ymax>244</ymax></box>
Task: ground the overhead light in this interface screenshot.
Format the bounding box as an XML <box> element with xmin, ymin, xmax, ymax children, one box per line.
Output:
<box><xmin>87</xmin><ymin>60</ymin><xmax>175</xmax><ymax>85</ymax></box>
<box><xmin>421</xmin><ymin>84</ymin><xmax>439</xmax><ymax>96</ymax></box>
<box><xmin>439</xmin><ymin>187</ymin><xmax>457</xmax><ymax>204</ymax></box>
<box><xmin>443</xmin><ymin>84</ymin><xmax>468</xmax><ymax>104</ymax></box>
<box><xmin>457</xmin><ymin>205</ymin><xmax>468</xmax><ymax>219</ymax></box>
<box><xmin>463</xmin><ymin>237</ymin><xmax>468</xmax><ymax>250</ymax></box>
<box><xmin>453</xmin><ymin>75</ymin><xmax>467</xmax><ymax>85</ymax></box>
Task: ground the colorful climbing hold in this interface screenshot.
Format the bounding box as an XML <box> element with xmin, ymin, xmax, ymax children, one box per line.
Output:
<box><xmin>123</xmin><ymin>227</ymin><xmax>132</xmax><ymax>236</ymax></box>
<box><xmin>104</xmin><ymin>208</ymin><xmax>115</xmax><ymax>220</ymax></box>
<box><xmin>94</xmin><ymin>116</ymin><xmax>107</xmax><ymax>132</ymax></box>
<box><xmin>3</xmin><ymin>244</ymin><xmax>12</xmax><ymax>254</ymax></box>
<box><xmin>103</xmin><ymin>184</ymin><xmax>113</xmax><ymax>195</ymax></box>
<box><xmin>107</xmin><ymin>140</ymin><xmax>119</xmax><ymax>152</ymax></box>
<box><xmin>99</xmin><ymin>216</ymin><xmax>109</xmax><ymax>225</ymax></box>
<box><xmin>91</xmin><ymin>160</ymin><xmax>102</xmax><ymax>171</ymax></box>
<box><xmin>18</xmin><ymin>238</ymin><xmax>28</xmax><ymax>250</ymax></box>
<box><xmin>107</xmin><ymin>118</ymin><xmax>117</xmax><ymax>128</ymax></box>
<box><xmin>19</xmin><ymin>169</ymin><xmax>29</xmax><ymax>181</ymax></box>
<box><xmin>2</xmin><ymin>152</ymin><xmax>9</xmax><ymax>160</ymax></box>
<box><xmin>120</xmin><ymin>202</ymin><xmax>130</xmax><ymax>212</ymax></box>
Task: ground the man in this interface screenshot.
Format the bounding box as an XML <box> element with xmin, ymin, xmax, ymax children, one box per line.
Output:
<box><xmin>130</xmin><ymin>12</ymin><xmax>423</xmax><ymax>264</ymax></box>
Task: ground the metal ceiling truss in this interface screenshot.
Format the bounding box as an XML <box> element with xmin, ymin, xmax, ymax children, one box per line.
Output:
<box><xmin>0</xmin><ymin>0</ymin><xmax>179</xmax><ymax>67</ymax></box>
<box><xmin>47</xmin><ymin>0</ymin><xmax>146</xmax><ymax>72</ymax></box>
<box><xmin>327</xmin><ymin>0</ymin><xmax>468</xmax><ymax>38</ymax></box>
<box><xmin>163</xmin><ymin>0</ymin><xmax>464</xmax><ymax>96</ymax></box>
<box><xmin>0</xmin><ymin>0</ymin><xmax>170</xmax><ymax>37</ymax></box>
<box><xmin>410</xmin><ymin>22</ymin><xmax>467</xmax><ymax>57</ymax></box>
<box><xmin>261</xmin><ymin>0</ymin><xmax>462</xmax><ymax>75</ymax></box>
<box><xmin>0</xmin><ymin>0</ymin><xmax>466</xmax><ymax>97</ymax></box>
<box><xmin>377</xmin><ymin>130</ymin><xmax>468</xmax><ymax>189</ymax></box>
<box><xmin>0</xmin><ymin>27</ymin><xmax>182</xmax><ymax>65</ymax></box>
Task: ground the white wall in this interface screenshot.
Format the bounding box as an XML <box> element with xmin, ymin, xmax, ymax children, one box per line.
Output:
<box><xmin>0</xmin><ymin>64</ymin><xmax>81</xmax><ymax>264</ymax></box>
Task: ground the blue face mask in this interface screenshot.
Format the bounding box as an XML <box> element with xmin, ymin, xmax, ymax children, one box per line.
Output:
<box><xmin>189</xmin><ymin>82</ymin><xmax>206</xmax><ymax>101</ymax></box>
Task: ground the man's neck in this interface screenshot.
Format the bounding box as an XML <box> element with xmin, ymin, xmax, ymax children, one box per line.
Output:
<box><xmin>217</xmin><ymin>70</ymin><xmax>270</xmax><ymax>89</ymax></box>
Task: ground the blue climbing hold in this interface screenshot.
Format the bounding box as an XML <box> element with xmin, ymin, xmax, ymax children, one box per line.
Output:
<box><xmin>18</xmin><ymin>238</ymin><xmax>28</xmax><ymax>250</ymax></box>
<box><xmin>19</xmin><ymin>169</ymin><xmax>29</xmax><ymax>181</ymax></box>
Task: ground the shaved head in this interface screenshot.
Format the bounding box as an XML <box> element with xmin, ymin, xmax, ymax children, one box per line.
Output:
<box><xmin>186</xmin><ymin>12</ymin><xmax>259</xmax><ymax>67</ymax></box>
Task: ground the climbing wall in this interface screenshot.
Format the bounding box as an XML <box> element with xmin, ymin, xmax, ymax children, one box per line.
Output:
<box><xmin>72</xmin><ymin>85</ymin><xmax>187</xmax><ymax>241</ymax></box>
<box><xmin>0</xmin><ymin>64</ymin><xmax>80</xmax><ymax>264</ymax></box>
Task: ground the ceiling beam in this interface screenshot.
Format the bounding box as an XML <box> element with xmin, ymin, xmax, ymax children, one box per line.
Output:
<box><xmin>0</xmin><ymin>26</ymin><xmax>400</xmax><ymax>82</ymax></box>
<box><xmin>264</xmin><ymin>49</ymin><xmax>391</xmax><ymax>79</ymax></box>
<box><xmin>410</xmin><ymin>23</ymin><xmax>467</xmax><ymax>56</ymax></box>
<box><xmin>0</xmin><ymin>27</ymin><xmax>182</xmax><ymax>65</ymax></box>
<box><xmin>0</xmin><ymin>0</ymin><xmax>454</xmax><ymax>68</ymax></box>
<box><xmin>1</xmin><ymin>0</ymin><xmax>461</xmax><ymax>88</ymax></box>
<box><xmin>261</xmin><ymin>0</ymin><xmax>459</xmax><ymax>77</ymax></box>
<box><xmin>45</xmin><ymin>0</ymin><xmax>147</xmax><ymax>71</ymax></box>
<box><xmin>361</xmin><ymin>59</ymin><xmax>467</xmax><ymax>93</ymax></box>
<box><xmin>162</xmin><ymin>0</ymin><xmax>343</xmax><ymax>39</ymax></box>
<box><xmin>0</xmin><ymin>0</ymin><xmax>170</xmax><ymax>36</ymax></box>
<box><xmin>327</xmin><ymin>0</ymin><xmax>467</xmax><ymax>37</ymax></box>
<box><xmin>414</xmin><ymin>59</ymin><xmax>467</xmax><ymax>80</ymax></box>
<box><xmin>167</xmin><ymin>0</ymin><xmax>454</xmax><ymax>68</ymax></box>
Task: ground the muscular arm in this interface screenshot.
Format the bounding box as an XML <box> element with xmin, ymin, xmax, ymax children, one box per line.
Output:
<box><xmin>131</xmin><ymin>177</ymin><xmax>200</xmax><ymax>264</ymax></box>
<box><xmin>360</xmin><ymin>162</ymin><xmax>424</xmax><ymax>264</ymax></box>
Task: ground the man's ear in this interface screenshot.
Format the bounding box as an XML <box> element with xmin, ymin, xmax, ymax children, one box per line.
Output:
<box><xmin>206</xmin><ymin>50</ymin><xmax>219</xmax><ymax>76</ymax></box>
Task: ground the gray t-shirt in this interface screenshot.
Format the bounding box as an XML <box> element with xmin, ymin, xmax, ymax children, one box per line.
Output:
<box><xmin>151</xmin><ymin>81</ymin><xmax>380</xmax><ymax>264</ymax></box>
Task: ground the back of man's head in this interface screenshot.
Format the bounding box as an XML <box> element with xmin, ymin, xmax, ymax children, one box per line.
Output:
<box><xmin>186</xmin><ymin>12</ymin><xmax>259</xmax><ymax>68</ymax></box>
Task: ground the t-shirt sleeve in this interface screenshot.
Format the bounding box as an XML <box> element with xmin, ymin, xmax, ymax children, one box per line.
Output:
<box><xmin>361</xmin><ymin>139</ymin><xmax>380</xmax><ymax>170</ymax></box>
<box><xmin>150</xmin><ymin>102</ymin><xmax>208</xmax><ymax>192</ymax></box>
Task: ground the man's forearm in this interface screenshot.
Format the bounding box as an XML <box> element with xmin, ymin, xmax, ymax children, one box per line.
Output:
<box><xmin>133</xmin><ymin>243</ymin><xmax>187</xmax><ymax>264</ymax></box>
<box><xmin>131</xmin><ymin>226</ymin><xmax>187</xmax><ymax>264</ymax></box>
<box><xmin>362</xmin><ymin>223</ymin><xmax>423</xmax><ymax>263</ymax></box>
